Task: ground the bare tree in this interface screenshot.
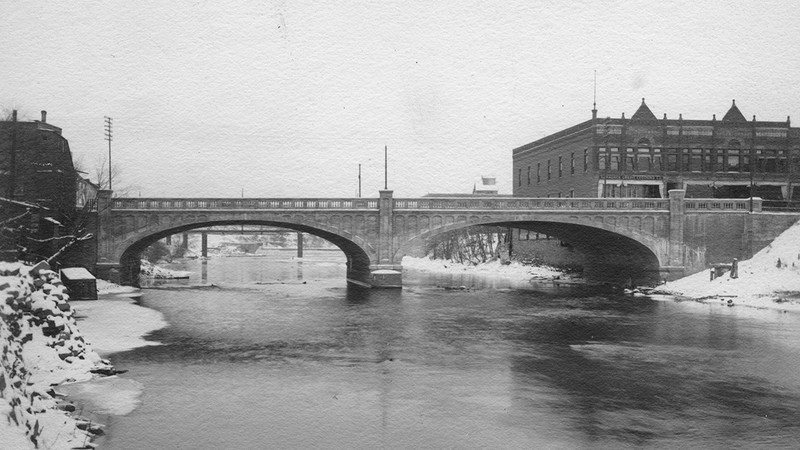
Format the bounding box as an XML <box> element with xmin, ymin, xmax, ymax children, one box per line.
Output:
<box><xmin>0</xmin><ymin>197</ymin><xmax>92</xmax><ymax>265</ymax></box>
<box><xmin>76</xmin><ymin>153</ymin><xmax>139</xmax><ymax>197</ymax></box>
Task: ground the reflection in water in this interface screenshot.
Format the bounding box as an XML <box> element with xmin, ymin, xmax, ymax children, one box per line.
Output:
<box><xmin>101</xmin><ymin>254</ymin><xmax>800</xmax><ymax>449</ymax></box>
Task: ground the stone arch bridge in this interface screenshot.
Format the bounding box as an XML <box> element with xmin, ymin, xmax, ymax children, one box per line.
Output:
<box><xmin>94</xmin><ymin>190</ymin><xmax>799</xmax><ymax>287</ymax></box>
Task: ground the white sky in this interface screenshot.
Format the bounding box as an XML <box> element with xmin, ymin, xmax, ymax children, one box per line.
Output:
<box><xmin>3</xmin><ymin>1</ymin><xmax>799</xmax><ymax>198</ymax></box>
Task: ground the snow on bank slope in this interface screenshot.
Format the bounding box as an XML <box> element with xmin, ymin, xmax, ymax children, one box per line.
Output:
<box><xmin>402</xmin><ymin>256</ymin><xmax>565</xmax><ymax>279</ymax></box>
<box><xmin>1</xmin><ymin>261</ymin><xmax>113</xmax><ymax>449</ymax></box>
<box><xmin>657</xmin><ymin>218</ymin><xmax>800</xmax><ymax>311</ymax></box>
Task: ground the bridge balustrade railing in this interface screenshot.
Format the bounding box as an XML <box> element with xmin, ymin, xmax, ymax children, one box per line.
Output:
<box><xmin>684</xmin><ymin>198</ymin><xmax>758</xmax><ymax>212</ymax></box>
<box><xmin>393</xmin><ymin>198</ymin><xmax>670</xmax><ymax>210</ymax></box>
<box><xmin>111</xmin><ymin>198</ymin><xmax>379</xmax><ymax>210</ymax></box>
<box><xmin>112</xmin><ymin>197</ymin><xmax>756</xmax><ymax>212</ymax></box>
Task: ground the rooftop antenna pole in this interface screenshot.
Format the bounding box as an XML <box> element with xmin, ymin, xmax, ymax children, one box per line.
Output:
<box><xmin>7</xmin><ymin>110</ymin><xmax>17</xmax><ymax>198</ymax></box>
<box><xmin>592</xmin><ymin>70</ymin><xmax>598</xmax><ymax>119</ymax></box>
<box><xmin>104</xmin><ymin>116</ymin><xmax>113</xmax><ymax>190</ymax></box>
<box><xmin>358</xmin><ymin>163</ymin><xmax>362</xmax><ymax>197</ymax></box>
<box><xmin>384</xmin><ymin>145</ymin><xmax>388</xmax><ymax>190</ymax></box>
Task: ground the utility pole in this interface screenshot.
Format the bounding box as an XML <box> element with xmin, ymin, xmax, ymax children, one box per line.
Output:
<box><xmin>104</xmin><ymin>116</ymin><xmax>113</xmax><ymax>190</ymax></box>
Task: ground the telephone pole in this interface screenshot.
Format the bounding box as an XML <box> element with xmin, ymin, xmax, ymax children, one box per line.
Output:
<box><xmin>104</xmin><ymin>116</ymin><xmax>113</xmax><ymax>190</ymax></box>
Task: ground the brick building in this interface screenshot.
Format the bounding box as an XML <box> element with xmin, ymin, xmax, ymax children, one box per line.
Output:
<box><xmin>0</xmin><ymin>111</ymin><xmax>80</xmax><ymax>261</ymax></box>
<box><xmin>512</xmin><ymin>99</ymin><xmax>800</xmax><ymax>203</ymax></box>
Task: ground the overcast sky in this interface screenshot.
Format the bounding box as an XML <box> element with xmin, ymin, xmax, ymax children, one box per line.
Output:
<box><xmin>3</xmin><ymin>1</ymin><xmax>799</xmax><ymax>198</ymax></box>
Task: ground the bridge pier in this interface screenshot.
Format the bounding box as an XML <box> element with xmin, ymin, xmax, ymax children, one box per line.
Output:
<box><xmin>346</xmin><ymin>264</ymin><xmax>403</xmax><ymax>288</ymax></box>
<box><xmin>95</xmin><ymin>263</ymin><xmax>121</xmax><ymax>285</ymax></box>
<box><xmin>297</xmin><ymin>232</ymin><xmax>303</xmax><ymax>258</ymax></box>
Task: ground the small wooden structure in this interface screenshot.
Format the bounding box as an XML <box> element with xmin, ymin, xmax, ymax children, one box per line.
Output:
<box><xmin>60</xmin><ymin>267</ymin><xmax>97</xmax><ymax>300</ymax></box>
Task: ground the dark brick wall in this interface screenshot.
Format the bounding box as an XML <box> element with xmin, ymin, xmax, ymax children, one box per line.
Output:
<box><xmin>513</xmin><ymin>127</ymin><xmax>597</xmax><ymax>197</ymax></box>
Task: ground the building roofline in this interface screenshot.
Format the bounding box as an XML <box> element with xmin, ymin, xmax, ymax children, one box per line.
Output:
<box><xmin>513</xmin><ymin>119</ymin><xmax>594</xmax><ymax>155</ymax></box>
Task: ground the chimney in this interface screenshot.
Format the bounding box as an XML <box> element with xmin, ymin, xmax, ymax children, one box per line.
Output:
<box><xmin>40</xmin><ymin>110</ymin><xmax>47</xmax><ymax>123</ymax></box>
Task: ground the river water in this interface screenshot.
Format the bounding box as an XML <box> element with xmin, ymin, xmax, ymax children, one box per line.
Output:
<box><xmin>95</xmin><ymin>251</ymin><xmax>800</xmax><ymax>449</ymax></box>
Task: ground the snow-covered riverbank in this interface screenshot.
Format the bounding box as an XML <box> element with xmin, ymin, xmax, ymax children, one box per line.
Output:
<box><xmin>0</xmin><ymin>265</ymin><xmax>168</xmax><ymax>449</ymax></box>
<box><xmin>654</xmin><ymin>219</ymin><xmax>800</xmax><ymax>312</ymax></box>
<box><xmin>139</xmin><ymin>260</ymin><xmax>192</xmax><ymax>279</ymax></box>
<box><xmin>0</xmin><ymin>262</ymin><xmax>111</xmax><ymax>448</ymax></box>
<box><xmin>402</xmin><ymin>256</ymin><xmax>567</xmax><ymax>281</ymax></box>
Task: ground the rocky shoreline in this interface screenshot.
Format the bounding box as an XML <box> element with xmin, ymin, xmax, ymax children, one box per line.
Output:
<box><xmin>0</xmin><ymin>262</ymin><xmax>125</xmax><ymax>449</ymax></box>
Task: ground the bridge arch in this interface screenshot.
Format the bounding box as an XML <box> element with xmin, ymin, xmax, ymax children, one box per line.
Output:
<box><xmin>112</xmin><ymin>219</ymin><xmax>376</xmax><ymax>286</ymax></box>
<box><xmin>394</xmin><ymin>217</ymin><xmax>666</xmax><ymax>284</ymax></box>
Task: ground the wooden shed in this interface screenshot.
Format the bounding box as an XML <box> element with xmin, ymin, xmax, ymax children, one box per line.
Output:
<box><xmin>60</xmin><ymin>267</ymin><xmax>97</xmax><ymax>300</ymax></box>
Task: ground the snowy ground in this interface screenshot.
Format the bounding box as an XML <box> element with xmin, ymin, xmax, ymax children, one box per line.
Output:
<box><xmin>139</xmin><ymin>260</ymin><xmax>192</xmax><ymax>279</ymax></box>
<box><xmin>654</xmin><ymin>218</ymin><xmax>800</xmax><ymax>312</ymax></box>
<box><xmin>72</xmin><ymin>297</ymin><xmax>167</xmax><ymax>356</ymax></box>
<box><xmin>402</xmin><ymin>256</ymin><xmax>567</xmax><ymax>280</ymax></box>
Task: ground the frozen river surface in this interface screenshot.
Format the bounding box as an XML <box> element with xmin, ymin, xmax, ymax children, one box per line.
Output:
<box><xmin>96</xmin><ymin>253</ymin><xmax>800</xmax><ymax>449</ymax></box>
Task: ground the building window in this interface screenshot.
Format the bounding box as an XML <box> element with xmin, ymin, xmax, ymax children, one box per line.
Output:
<box><xmin>691</xmin><ymin>149</ymin><xmax>702</xmax><ymax>172</ymax></box>
<box><xmin>625</xmin><ymin>148</ymin><xmax>635</xmax><ymax>172</ymax></box>
<box><xmin>777</xmin><ymin>150</ymin><xmax>788</xmax><ymax>173</ymax></box>
<box><xmin>637</xmin><ymin>148</ymin><xmax>651</xmax><ymax>172</ymax></box>
<box><xmin>558</xmin><ymin>156</ymin><xmax>563</xmax><ymax>177</ymax></box>
<box><xmin>791</xmin><ymin>148</ymin><xmax>800</xmax><ymax>172</ymax></box>
<box><xmin>527</xmin><ymin>166</ymin><xmax>531</xmax><ymax>185</ymax></box>
<box><xmin>570</xmin><ymin>153</ymin><xmax>575</xmax><ymax>174</ymax></box>
<box><xmin>547</xmin><ymin>160</ymin><xmax>551</xmax><ymax>180</ymax></box>
<box><xmin>609</xmin><ymin>148</ymin><xmax>620</xmax><ymax>171</ymax></box>
<box><xmin>667</xmin><ymin>151</ymin><xmax>678</xmax><ymax>171</ymax></box>
<box><xmin>518</xmin><ymin>168</ymin><xmax>522</xmax><ymax>186</ymax></box>
<box><xmin>758</xmin><ymin>149</ymin><xmax>779</xmax><ymax>173</ymax></box>
<box><xmin>584</xmin><ymin>149</ymin><xmax>589</xmax><ymax>172</ymax></box>
<box><xmin>703</xmin><ymin>149</ymin><xmax>713</xmax><ymax>172</ymax></box>
<box><xmin>569</xmin><ymin>188</ymin><xmax>574</xmax><ymax>198</ymax></box>
<box><xmin>681</xmin><ymin>149</ymin><xmax>690</xmax><ymax>171</ymax></box>
<box><xmin>598</xmin><ymin>147</ymin><xmax>607</xmax><ymax>170</ymax></box>
<box><xmin>537</xmin><ymin>163</ymin><xmax>541</xmax><ymax>183</ymax></box>
<box><xmin>715</xmin><ymin>149</ymin><xmax>725</xmax><ymax>172</ymax></box>
<box><xmin>727</xmin><ymin>150</ymin><xmax>741</xmax><ymax>172</ymax></box>
<box><xmin>653</xmin><ymin>148</ymin><xmax>662</xmax><ymax>171</ymax></box>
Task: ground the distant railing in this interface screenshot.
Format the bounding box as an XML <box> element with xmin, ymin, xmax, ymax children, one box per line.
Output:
<box><xmin>684</xmin><ymin>198</ymin><xmax>758</xmax><ymax>212</ymax></box>
<box><xmin>111</xmin><ymin>198</ymin><xmax>378</xmax><ymax>210</ymax></box>
<box><xmin>394</xmin><ymin>197</ymin><xmax>670</xmax><ymax>210</ymax></box>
